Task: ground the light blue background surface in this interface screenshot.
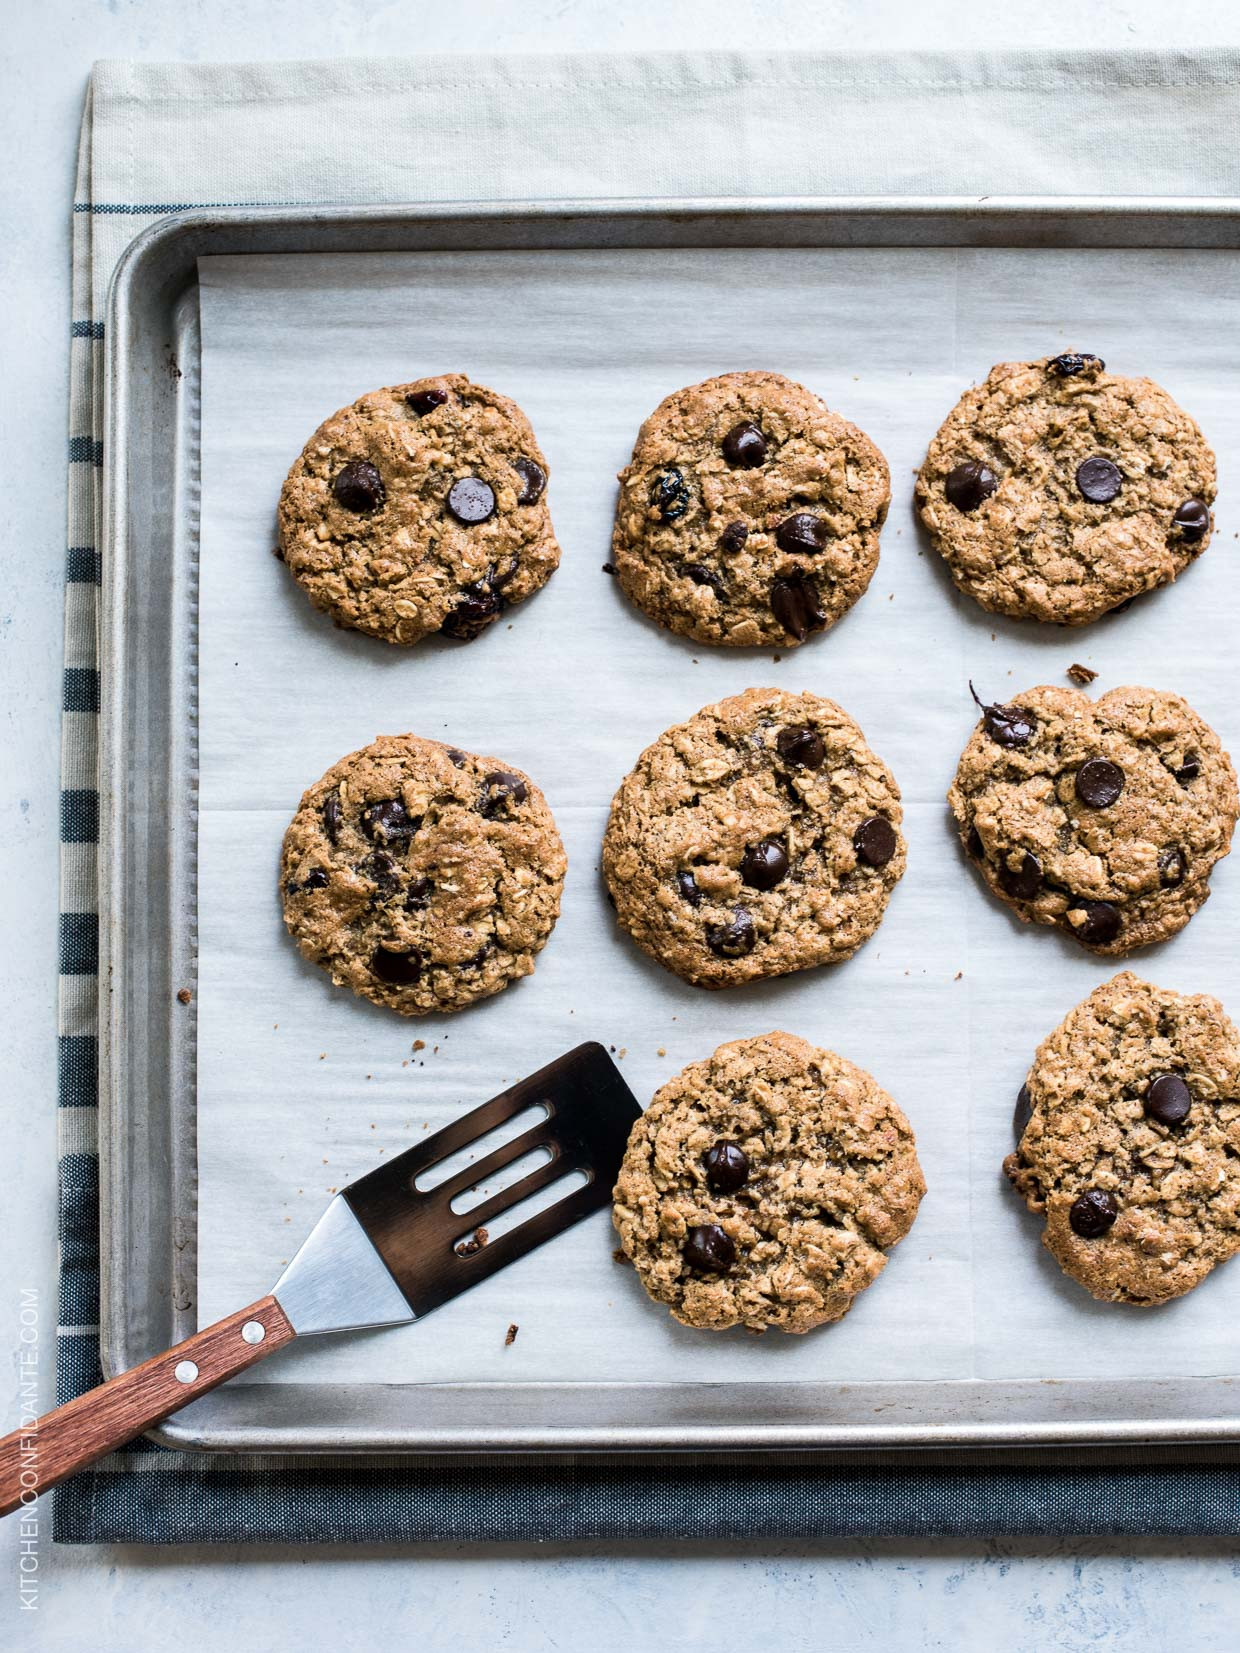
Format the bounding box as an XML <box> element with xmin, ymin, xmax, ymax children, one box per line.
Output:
<box><xmin>3</xmin><ymin>2</ymin><xmax>1239</xmax><ymax>1647</ymax></box>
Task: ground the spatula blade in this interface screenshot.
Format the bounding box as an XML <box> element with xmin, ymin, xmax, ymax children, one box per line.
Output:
<box><xmin>272</xmin><ymin>1043</ymin><xmax>641</xmax><ymax>1335</ymax></box>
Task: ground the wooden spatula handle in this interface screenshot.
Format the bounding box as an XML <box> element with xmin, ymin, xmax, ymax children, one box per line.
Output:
<box><xmin>0</xmin><ymin>1295</ymin><xmax>294</xmax><ymax>1517</ymax></box>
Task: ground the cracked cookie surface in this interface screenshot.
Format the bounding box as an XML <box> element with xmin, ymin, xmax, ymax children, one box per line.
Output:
<box><xmin>613</xmin><ymin>1031</ymin><xmax>925</xmax><ymax>1332</ymax></box>
<box><xmin>1005</xmin><ymin>973</ymin><xmax>1240</xmax><ymax>1304</ymax></box>
<box><xmin>611</xmin><ymin>371</ymin><xmax>890</xmax><ymax>647</ymax></box>
<box><xmin>915</xmin><ymin>354</ymin><xmax>1216</xmax><ymax>625</ymax></box>
<box><xmin>949</xmin><ymin>683</ymin><xmax>1237</xmax><ymax>955</ymax></box>
<box><xmin>603</xmin><ymin>688</ymin><xmax>905</xmax><ymax>988</ymax></box>
<box><xmin>281</xmin><ymin>734</ymin><xmax>566</xmax><ymax>1015</ymax></box>
<box><xmin>277</xmin><ymin>375</ymin><xmax>560</xmax><ymax>645</ymax></box>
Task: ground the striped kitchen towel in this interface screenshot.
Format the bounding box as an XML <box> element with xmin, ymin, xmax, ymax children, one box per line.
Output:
<box><xmin>56</xmin><ymin>49</ymin><xmax>1240</xmax><ymax>1542</ymax></box>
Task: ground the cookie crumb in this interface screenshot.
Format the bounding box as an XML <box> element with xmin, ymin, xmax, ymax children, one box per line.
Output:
<box><xmin>455</xmin><ymin>1226</ymin><xmax>489</xmax><ymax>1258</ymax></box>
<box><xmin>1067</xmin><ymin>662</ymin><xmax>1098</xmax><ymax>685</ymax></box>
<box><xmin>413</xmin><ymin>1039</ymin><xmax>426</xmax><ymax>1052</ymax></box>
<box><xmin>954</xmin><ymin>970</ymin><xmax>963</xmax><ymax>981</ymax></box>
<box><xmin>657</xmin><ymin>1046</ymin><xmax>666</xmax><ymax>1057</ymax></box>
<box><xmin>504</xmin><ymin>1323</ymin><xmax>519</xmax><ymax>1346</ymax></box>
<box><xmin>175</xmin><ymin>988</ymin><xmax>192</xmax><ymax>1005</ymax></box>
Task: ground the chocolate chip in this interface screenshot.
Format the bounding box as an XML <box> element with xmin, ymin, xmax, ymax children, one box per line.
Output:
<box><xmin>1158</xmin><ymin>846</ymin><xmax>1187</xmax><ymax>888</ymax></box>
<box><xmin>1075</xmin><ymin>757</ymin><xmax>1125</xmax><ymax>808</ymax></box>
<box><xmin>1172</xmin><ymin>498</ymin><xmax>1210</xmax><ymax>542</ymax></box>
<box><xmin>323</xmin><ymin>791</ymin><xmax>342</xmax><ymax>844</ymax></box>
<box><xmin>719</xmin><ymin>520</ymin><xmax>749</xmax><ymax>554</ymax></box>
<box><xmin>332</xmin><ymin>460</ymin><xmax>385</xmax><ymax>513</ymax></box>
<box><xmin>774</xmin><ymin>513</ymin><xmax>829</xmax><ymax>555</ymax></box>
<box><xmin>682</xmin><ymin>1223</ymin><xmax>736</xmax><ymax>1273</ymax></box>
<box><xmin>853</xmin><ymin>816</ymin><xmax>898</xmax><ymax>869</ymax></box>
<box><xmin>1048</xmin><ymin>352</ymin><xmax>1104</xmax><ymax>377</ymax></box>
<box><xmin>1000</xmin><ymin>850</ymin><xmax>1043</xmax><ymax>901</ymax></box>
<box><xmin>447</xmin><ymin>476</ymin><xmax>496</xmax><ymax>525</ymax></box>
<box><xmin>1145</xmin><ymin>1073</ymin><xmax>1192</xmax><ymax>1128</ymax></box>
<box><xmin>1069</xmin><ymin>900</ymin><xmax>1122</xmax><ymax>946</ymax></box>
<box><xmin>405</xmin><ymin>877</ymin><xmax>433</xmax><ymax>911</ymax></box>
<box><xmin>301</xmin><ymin>867</ymin><xmax>329</xmax><ymax>891</ymax></box>
<box><xmin>371</xmin><ymin>946</ymin><xmax>424</xmax><ymax>986</ymax></box>
<box><xmin>441</xmin><ymin>583</ymin><xmax>503</xmax><ymax>640</ymax></box>
<box><xmin>479</xmin><ymin>771</ymin><xmax>527</xmax><ymax>818</ymax></box>
<box><xmin>740</xmin><ymin>837</ymin><xmax>789</xmax><ymax>890</ymax></box>
<box><xmin>1014</xmin><ymin>1082</ymin><xmax>1033</xmax><ymax>1138</ymax></box>
<box><xmin>703</xmin><ymin>1141</ymin><xmax>750</xmax><ymax>1193</ymax></box>
<box><xmin>705</xmin><ymin>909</ymin><xmax>755</xmax><ymax>959</ymax></box>
<box><xmin>944</xmin><ymin>461</ymin><xmax>997</xmax><ymax>513</ymax></box>
<box><xmin>407</xmin><ymin>386</ymin><xmax>449</xmax><ymax>415</ymax></box>
<box><xmin>1069</xmin><ymin>1188</ymin><xmax>1118</xmax><ymax>1238</ymax></box>
<box><xmin>601</xmin><ymin>562</ymin><xmax>618</xmax><ymax>576</ymax></box>
<box><xmin>513</xmin><ymin>457</ymin><xmax>546</xmax><ymax>505</ymax></box>
<box><xmin>682</xmin><ymin>563</ymin><xmax>727</xmax><ymax>599</ymax></box>
<box><xmin>966</xmin><ymin>823</ymin><xmax>985</xmax><ymax>860</ymax></box>
<box><xmin>447</xmin><ymin>749</ymin><xmax>467</xmax><ymax>768</ymax></box>
<box><xmin>362</xmin><ymin>850</ymin><xmax>402</xmax><ymax>899</ymax></box>
<box><xmin>770</xmin><ymin>569</ymin><xmax>827</xmax><ymax>641</ymax></box>
<box><xmin>677</xmin><ymin>869</ymin><xmax>703</xmax><ymax>907</ymax></box>
<box><xmin>362</xmin><ymin>799</ymin><xmax>419</xmax><ymax>842</ymax></box>
<box><xmin>970</xmin><ymin>684</ymin><xmax>1036</xmax><ymax>749</ymax></box>
<box><xmin>649</xmin><ymin>467</ymin><xmax>691</xmax><ymax>522</ymax></box>
<box><xmin>777</xmin><ymin>726</ymin><xmax>825</xmax><ymax>769</ymax></box>
<box><xmin>1175</xmin><ymin>752</ymin><xmax>1200</xmax><ymax>785</ymax></box>
<box><xmin>722</xmin><ymin>421</ymin><xmax>768</xmax><ymax>468</ymax></box>
<box><xmin>1076</xmin><ymin>456</ymin><xmax>1123</xmax><ymax>504</ymax></box>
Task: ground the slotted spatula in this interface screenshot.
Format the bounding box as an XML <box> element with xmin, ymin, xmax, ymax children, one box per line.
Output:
<box><xmin>0</xmin><ymin>1042</ymin><xmax>639</xmax><ymax>1517</ymax></box>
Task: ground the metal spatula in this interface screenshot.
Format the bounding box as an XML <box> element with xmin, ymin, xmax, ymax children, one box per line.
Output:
<box><xmin>0</xmin><ymin>1042</ymin><xmax>639</xmax><ymax>1517</ymax></box>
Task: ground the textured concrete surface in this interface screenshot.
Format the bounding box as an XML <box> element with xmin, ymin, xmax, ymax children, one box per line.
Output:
<box><xmin>2</xmin><ymin>1</ymin><xmax>1238</xmax><ymax>1647</ymax></box>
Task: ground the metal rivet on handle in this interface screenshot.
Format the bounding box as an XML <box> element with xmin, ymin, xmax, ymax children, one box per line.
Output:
<box><xmin>241</xmin><ymin>1321</ymin><xmax>266</xmax><ymax>1345</ymax></box>
<box><xmin>174</xmin><ymin>1360</ymin><xmax>199</xmax><ymax>1384</ymax></box>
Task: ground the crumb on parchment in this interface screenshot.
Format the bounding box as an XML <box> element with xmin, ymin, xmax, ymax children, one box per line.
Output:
<box><xmin>505</xmin><ymin>1323</ymin><xmax>519</xmax><ymax>1346</ymax></box>
<box><xmin>1068</xmin><ymin>662</ymin><xmax>1099</xmax><ymax>685</ymax></box>
<box><xmin>176</xmin><ymin>988</ymin><xmax>192</xmax><ymax>1005</ymax></box>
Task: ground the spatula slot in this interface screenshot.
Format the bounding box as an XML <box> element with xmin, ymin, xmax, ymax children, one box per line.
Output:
<box><xmin>454</xmin><ymin>1167</ymin><xmax>590</xmax><ymax>1252</ymax></box>
<box><xmin>448</xmin><ymin>1145</ymin><xmax>553</xmax><ymax>1215</ymax></box>
<box><xmin>411</xmin><ymin>1102</ymin><xmax>549</xmax><ymax>1193</ymax></box>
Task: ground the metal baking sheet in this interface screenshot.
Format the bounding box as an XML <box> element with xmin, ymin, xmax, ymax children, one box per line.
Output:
<box><xmin>101</xmin><ymin>198</ymin><xmax>1240</xmax><ymax>1455</ymax></box>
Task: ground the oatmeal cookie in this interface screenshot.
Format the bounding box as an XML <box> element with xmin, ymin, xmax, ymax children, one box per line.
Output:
<box><xmin>916</xmin><ymin>353</ymin><xmax>1216</xmax><ymax>625</ymax></box>
<box><xmin>949</xmin><ymin>682</ymin><xmax>1237</xmax><ymax>954</ymax></box>
<box><xmin>603</xmin><ymin>688</ymin><xmax>905</xmax><ymax>988</ymax></box>
<box><xmin>281</xmin><ymin>734</ymin><xmax>565</xmax><ymax>1014</ymax></box>
<box><xmin>277</xmin><ymin>375</ymin><xmax>560</xmax><ymax>644</ymax></box>
<box><xmin>613</xmin><ymin>1031</ymin><xmax>925</xmax><ymax>1332</ymax></box>
<box><xmin>1005</xmin><ymin>973</ymin><xmax>1240</xmax><ymax>1304</ymax></box>
<box><xmin>611</xmin><ymin>371</ymin><xmax>889</xmax><ymax>646</ymax></box>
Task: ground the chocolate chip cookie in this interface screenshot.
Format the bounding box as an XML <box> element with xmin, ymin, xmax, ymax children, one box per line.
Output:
<box><xmin>1005</xmin><ymin>973</ymin><xmax>1240</xmax><ymax>1304</ymax></box>
<box><xmin>613</xmin><ymin>1031</ymin><xmax>925</xmax><ymax>1332</ymax></box>
<box><xmin>276</xmin><ymin>375</ymin><xmax>560</xmax><ymax>644</ymax></box>
<box><xmin>916</xmin><ymin>354</ymin><xmax>1216</xmax><ymax>625</ymax></box>
<box><xmin>281</xmin><ymin>734</ymin><xmax>566</xmax><ymax>1014</ymax></box>
<box><xmin>950</xmin><ymin>683</ymin><xmax>1237</xmax><ymax>954</ymax></box>
<box><xmin>610</xmin><ymin>372</ymin><xmax>890</xmax><ymax>646</ymax></box>
<box><xmin>603</xmin><ymin>688</ymin><xmax>905</xmax><ymax>988</ymax></box>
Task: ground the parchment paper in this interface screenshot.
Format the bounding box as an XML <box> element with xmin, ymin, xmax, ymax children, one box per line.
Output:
<box><xmin>196</xmin><ymin>245</ymin><xmax>1240</xmax><ymax>1387</ymax></box>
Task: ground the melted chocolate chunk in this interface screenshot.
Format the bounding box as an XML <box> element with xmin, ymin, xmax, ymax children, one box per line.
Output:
<box><xmin>1075</xmin><ymin>456</ymin><xmax>1123</xmax><ymax>504</ymax></box>
<box><xmin>447</xmin><ymin>476</ymin><xmax>497</xmax><ymax>525</ymax></box>
<box><xmin>362</xmin><ymin>799</ymin><xmax>419</xmax><ymax>843</ymax></box>
<box><xmin>1172</xmin><ymin>499</ymin><xmax>1210</xmax><ymax>541</ymax></box>
<box><xmin>1069</xmin><ymin>900</ymin><xmax>1122</xmax><ymax>946</ymax></box>
<box><xmin>371</xmin><ymin>946</ymin><xmax>424</xmax><ymax>986</ymax></box>
<box><xmin>705</xmin><ymin>908</ymin><xmax>756</xmax><ymax>959</ymax></box>
<box><xmin>703</xmin><ymin>1141</ymin><xmax>750</xmax><ymax>1193</ymax></box>
<box><xmin>332</xmin><ymin>460</ymin><xmax>385</xmax><ymax>513</ymax></box>
<box><xmin>407</xmin><ymin>386</ymin><xmax>449</xmax><ymax>415</ymax></box>
<box><xmin>719</xmin><ymin>520</ymin><xmax>749</xmax><ymax>554</ymax></box>
<box><xmin>1069</xmin><ymin>1188</ymin><xmax>1118</xmax><ymax>1238</ymax></box>
<box><xmin>1048</xmin><ymin>352</ymin><xmax>1104</xmax><ymax>377</ymax></box>
<box><xmin>513</xmin><ymin>457</ymin><xmax>546</xmax><ymax>505</ymax></box>
<box><xmin>970</xmin><ymin>683</ymin><xmax>1037</xmax><ymax>749</ymax></box>
<box><xmin>740</xmin><ymin>837</ymin><xmax>789</xmax><ymax>890</ymax></box>
<box><xmin>1075</xmin><ymin>757</ymin><xmax>1125</xmax><ymax>809</ymax></box>
<box><xmin>1158</xmin><ymin>846</ymin><xmax>1187</xmax><ymax>888</ymax></box>
<box><xmin>721</xmin><ymin>422</ymin><xmax>768</xmax><ymax>469</ymax></box>
<box><xmin>676</xmin><ymin>869</ymin><xmax>703</xmax><ymax>907</ymax></box>
<box><xmin>1014</xmin><ymin>1081</ymin><xmax>1033</xmax><ymax>1138</ymax></box>
<box><xmin>1000</xmin><ymin>850</ymin><xmax>1043</xmax><ymax>901</ymax></box>
<box><xmin>682</xmin><ymin>1223</ymin><xmax>736</xmax><ymax>1273</ymax></box>
<box><xmin>944</xmin><ymin>461</ymin><xmax>998</xmax><ymax>513</ymax></box>
<box><xmin>853</xmin><ymin>816</ymin><xmax>898</xmax><ymax>869</ymax></box>
<box><xmin>774</xmin><ymin>513</ymin><xmax>829</xmax><ymax>555</ymax></box>
<box><xmin>479</xmin><ymin>771</ymin><xmax>528</xmax><ymax>818</ymax></box>
<box><xmin>770</xmin><ymin>569</ymin><xmax>826</xmax><ymax>641</ymax></box>
<box><xmin>776</xmin><ymin>726</ymin><xmax>825</xmax><ymax>769</ymax></box>
<box><xmin>323</xmin><ymin>791</ymin><xmax>343</xmax><ymax>844</ymax></box>
<box><xmin>441</xmin><ymin>583</ymin><xmax>504</xmax><ymax>640</ymax></box>
<box><xmin>682</xmin><ymin>563</ymin><xmax>727</xmax><ymax>599</ymax></box>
